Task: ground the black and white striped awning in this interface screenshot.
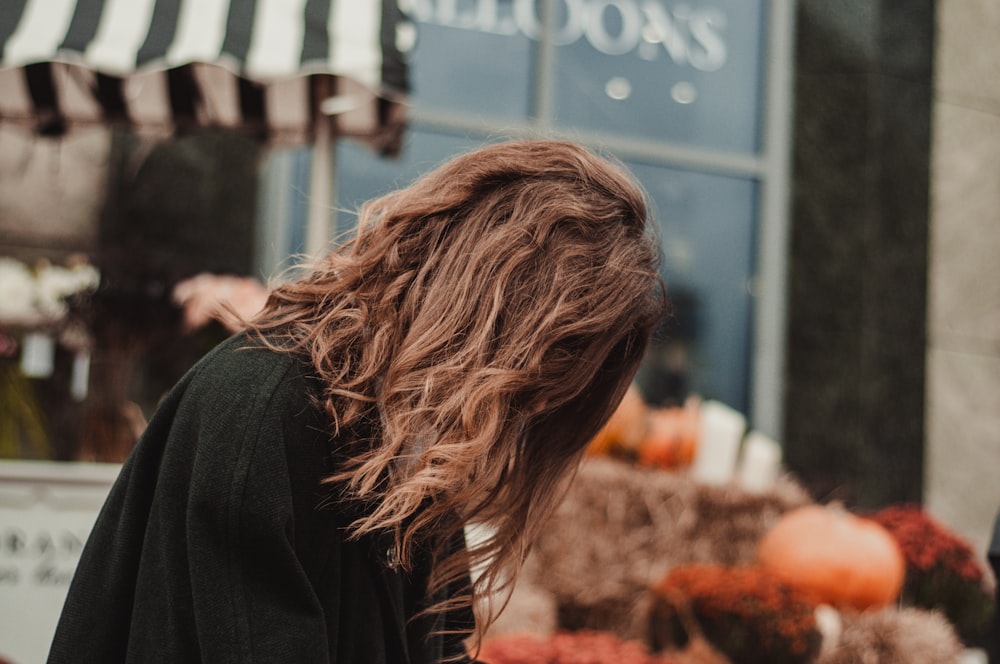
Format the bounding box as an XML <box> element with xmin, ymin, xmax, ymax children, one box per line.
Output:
<box><xmin>0</xmin><ymin>0</ymin><xmax>410</xmax><ymax>153</ymax></box>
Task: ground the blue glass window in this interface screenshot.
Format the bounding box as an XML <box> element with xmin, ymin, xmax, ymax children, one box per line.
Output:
<box><xmin>552</xmin><ymin>0</ymin><xmax>766</xmax><ymax>153</ymax></box>
<box><xmin>408</xmin><ymin>1</ymin><xmax>535</xmax><ymax>120</ymax></box>
<box><xmin>627</xmin><ymin>160</ymin><xmax>757</xmax><ymax>411</ymax></box>
<box><xmin>335</xmin><ymin>130</ymin><xmax>487</xmax><ymax>214</ymax></box>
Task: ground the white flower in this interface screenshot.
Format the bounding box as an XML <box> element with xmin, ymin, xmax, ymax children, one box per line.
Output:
<box><xmin>0</xmin><ymin>258</ymin><xmax>101</xmax><ymax>327</ymax></box>
<box><xmin>0</xmin><ymin>258</ymin><xmax>42</xmax><ymax>325</ymax></box>
<box><xmin>35</xmin><ymin>263</ymin><xmax>100</xmax><ymax>320</ymax></box>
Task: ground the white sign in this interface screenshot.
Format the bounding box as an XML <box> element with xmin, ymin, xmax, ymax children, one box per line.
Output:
<box><xmin>0</xmin><ymin>462</ymin><xmax>117</xmax><ymax>664</ymax></box>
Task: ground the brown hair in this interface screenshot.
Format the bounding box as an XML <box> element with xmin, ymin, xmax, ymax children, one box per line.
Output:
<box><xmin>250</xmin><ymin>139</ymin><xmax>666</xmax><ymax>648</ymax></box>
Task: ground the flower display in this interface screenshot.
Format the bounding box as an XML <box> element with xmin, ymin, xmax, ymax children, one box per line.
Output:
<box><xmin>0</xmin><ymin>257</ymin><xmax>99</xmax><ymax>328</ymax></box>
<box><xmin>870</xmin><ymin>504</ymin><xmax>994</xmax><ymax>646</ymax></box>
<box><xmin>0</xmin><ymin>256</ymin><xmax>100</xmax><ymax>459</ymax></box>
<box><xmin>649</xmin><ymin>563</ymin><xmax>822</xmax><ymax>664</ymax></box>
<box><xmin>500</xmin><ymin>463</ymin><xmax>971</xmax><ymax>663</ymax></box>
<box><xmin>870</xmin><ymin>505</ymin><xmax>983</xmax><ymax>583</ymax></box>
<box><xmin>0</xmin><ymin>259</ymin><xmax>35</xmax><ymax>325</ymax></box>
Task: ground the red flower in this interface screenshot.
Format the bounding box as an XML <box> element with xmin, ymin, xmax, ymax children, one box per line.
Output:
<box><xmin>869</xmin><ymin>504</ymin><xmax>994</xmax><ymax>645</ymax></box>
<box><xmin>650</xmin><ymin>564</ymin><xmax>822</xmax><ymax>664</ymax></box>
<box><xmin>479</xmin><ymin>630</ymin><xmax>674</xmax><ymax>664</ymax></box>
<box><xmin>870</xmin><ymin>505</ymin><xmax>984</xmax><ymax>584</ymax></box>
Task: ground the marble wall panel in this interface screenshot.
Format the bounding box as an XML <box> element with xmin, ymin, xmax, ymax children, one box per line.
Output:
<box><xmin>935</xmin><ymin>0</ymin><xmax>1000</xmax><ymax>109</ymax></box>
<box><xmin>928</xmin><ymin>103</ymin><xmax>1000</xmax><ymax>352</ymax></box>
<box><xmin>925</xmin><ymin>0</ymin><xmax>1000</xmax><ymax>558</ymax></box>
<box><xmin>925</xmin><ymin>347</ymin><xmax>1000</xmax><ymax>557</ymax></box>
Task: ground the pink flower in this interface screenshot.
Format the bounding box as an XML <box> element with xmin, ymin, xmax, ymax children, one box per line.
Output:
<box><xmin>172</xmin><ymin>273</ymin><xmax>269</xmax><ymax>333</ymax></box>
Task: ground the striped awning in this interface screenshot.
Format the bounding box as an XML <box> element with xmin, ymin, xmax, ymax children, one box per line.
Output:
<box><xmin>0</xmin><ymin>0</ymin><xmax>411</xmax><ymax>153</ymax></box>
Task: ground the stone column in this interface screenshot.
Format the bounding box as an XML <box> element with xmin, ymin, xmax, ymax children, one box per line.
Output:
<box><xmin>783</xmin><ymin>1</ymin><xmax>935</xmax><ymax>508</ymax></box>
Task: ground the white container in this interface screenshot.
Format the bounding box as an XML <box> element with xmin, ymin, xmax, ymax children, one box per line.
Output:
<box><xmin>737</xmin><ymin>431</ymin><xmax>783</xmax><ymax>492</ymax></box>
<box><xmin>691</xmin><ymin>400</ymin><xmax>746</xmax><ymax>485</ymax></box>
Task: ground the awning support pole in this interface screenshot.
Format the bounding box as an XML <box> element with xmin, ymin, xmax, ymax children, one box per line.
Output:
<box><xmin>306</xmin><ymin>78</ymin><xmax>337</xmax><ymax>258</ymax></box>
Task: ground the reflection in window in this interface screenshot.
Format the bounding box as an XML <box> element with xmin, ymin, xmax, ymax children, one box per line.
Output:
<box><xmin>551</xmin><ymin>0</ymin><xmax>765</xmax><ymax>153</ymax></box>
<box><xmin>336</xmin><ymin>129</ymin><xmax>489</xmax><ymax>214</ymax></box>
<box><xmin>628</xmin><ymin>160</ymin><xmax>757</xmax><ymax>412</ymax></box>
<box><xmin>409</xmin><ymin>1</ymin><xmax>535</xmax><ymax>120</ymax></box>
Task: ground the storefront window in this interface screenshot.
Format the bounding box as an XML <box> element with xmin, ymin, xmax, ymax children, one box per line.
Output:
<box><xmin>330</xmin><ymin>143</ymin><xmax>758</xmax><ymax>413</ymax></box>
<box><xmin>335</xmin><ymin>130</ymin><xmax>486</xmax><ymax>212</ymax></box>
<box><xmin>405</xmin><ymin>0</ymin><xmax>766</xmax><ymax>152</ymax></box>
<box><xmin>406</xmin><ymin>1</ymin><xmax>535</xmax><ymax>120</ymax></box>
<box><xmin>1</xmin><ymin>0</ymin><xmax>773</xmax><ymax>463</ymax></box>
<box><xmin>326</xmin><ymin>0</ymin><xmax>769</xmax><ymax>413</ymax></box>
<box><xmin>551</xmin><ymin>0</ymin><xmax>766</xmax><ymax>152</ymax></box>
<box><xmin>627</xmin><ymin>161</ymin><xmax>757</xmax><ymax>410</ymax></box>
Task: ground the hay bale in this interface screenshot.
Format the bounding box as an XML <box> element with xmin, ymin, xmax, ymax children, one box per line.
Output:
<box><xmin>816</xmin><ymin>607</ymin><xmax>965</xmax><ymax>664</ymax></box>
<box><xmin>521</xmin><ymin>457</ymin><xmax>812</xmax><ymax>638</ymax></box>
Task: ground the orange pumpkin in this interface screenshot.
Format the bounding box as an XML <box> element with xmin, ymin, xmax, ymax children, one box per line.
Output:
<box><xmin>756</xmin><ymin>505</ymin><xmax>905</xmax><ymax>611</ymax></box>
<box><xmin>636</xmin><ymin>405</ymin><xmax>699</xmax><ymax>469</ymax></box>
<box><xmin>585</xmin><ymin>383</ymin><xmax>648</xmax><ymax>457</ymax></box>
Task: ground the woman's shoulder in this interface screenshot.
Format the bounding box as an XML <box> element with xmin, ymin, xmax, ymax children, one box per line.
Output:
<box><xmin>176</xmin><ymin>331</ymin><xmax>319</xmax><ymax>417</ymax></box>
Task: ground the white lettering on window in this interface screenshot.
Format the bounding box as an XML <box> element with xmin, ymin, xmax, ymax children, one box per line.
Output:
<box><xmin>413</xmin><ymin>0</ymin><xmax>729</xmax><ymax>71</ymax></box>
<box><xmin>585</xmin><ymin>0</ymin><xmax>642</xmax><ymax>56</ymax></box>
<box><xmin>687</xmin><ymin>8</ymin><xmax>726</xmax><ymax>71</ymax></box>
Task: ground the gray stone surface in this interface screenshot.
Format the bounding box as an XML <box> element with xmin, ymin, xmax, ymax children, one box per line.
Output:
<box><xmin>925</xmin><ymin>0</ymin><xmax>1000</xmax><ymax>560</ymax></box>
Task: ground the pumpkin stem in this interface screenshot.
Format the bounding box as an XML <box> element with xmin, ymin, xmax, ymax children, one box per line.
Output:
<box><xmin>825</xmin><ymin>500</ymin><xmax>847</xmax><ymax>514</ymax></box>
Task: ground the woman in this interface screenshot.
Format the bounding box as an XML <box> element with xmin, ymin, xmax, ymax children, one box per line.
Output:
<box><xmin>48</xmin><ymin>140</ymin><xmax>666</xmax><ymax>663</ymax></box>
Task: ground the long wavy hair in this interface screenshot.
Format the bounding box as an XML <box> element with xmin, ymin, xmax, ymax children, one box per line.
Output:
<box><xmin>249</xmin><ymin>139</ymin><xmax>666</xmax><ymax>649</ymax></box>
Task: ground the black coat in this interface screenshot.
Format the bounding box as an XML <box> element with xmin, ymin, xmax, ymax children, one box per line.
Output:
<box><xmin>48</xmin><ymin>334</ymin><xmax>473</xmax><ymax>663</ymax></box>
